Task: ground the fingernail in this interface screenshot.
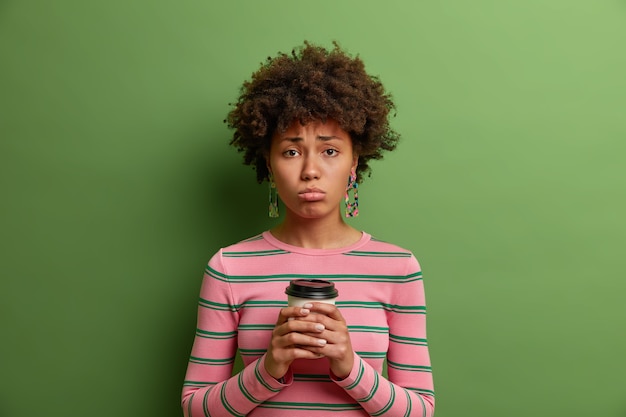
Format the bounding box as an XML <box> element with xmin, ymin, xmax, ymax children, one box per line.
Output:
<box><xmin>303</xmin><ymin>303</ymin><xmax>313</xmax><ymax>309</ymax></box>
<box><xmin>317</xmin><ymin>339</ymin><xmax>327</xmax><ymax>346</ymax></box>
<box><xmin>287</xmin><ymin>317</ymin><xmax>295</xmax><ymax>321</ymax></box>
<box><xmin>300</xmin><ymin>309</ymin><xmax>310</xmax><ymax>315</ymax></box>
<box><xmin>315</xmin><ymin>324</ymin><xmax>325</xmax><ymax>331</ymax></box>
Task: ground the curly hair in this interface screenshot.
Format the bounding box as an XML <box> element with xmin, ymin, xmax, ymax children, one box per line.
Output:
<box><xmin>225</xmin><ymin>41</ymin><xmax>400</xmax><ymax>183</ymax></box>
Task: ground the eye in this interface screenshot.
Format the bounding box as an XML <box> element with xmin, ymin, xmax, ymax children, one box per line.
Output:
<box><xmin>283</xmin><ymin>149</ymin><xmax>300</xmax><ymax>157</ymax></box>
<box><xmin>324</xmin><ymin>149</ymin><xmax>338</xmax><ymax>156</ymax></box>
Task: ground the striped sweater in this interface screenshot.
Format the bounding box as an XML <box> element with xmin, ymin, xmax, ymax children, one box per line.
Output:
<box><xmin>182</xmin><ymin>231</ymin><xmax>435</xmax><ymax>417</ymax></box>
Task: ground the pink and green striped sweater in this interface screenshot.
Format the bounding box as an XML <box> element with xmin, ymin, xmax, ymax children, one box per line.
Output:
<box><xmin>182</xmin><ymin>231</ymin><xmax>435</xmax><ymax>416</ymax></box>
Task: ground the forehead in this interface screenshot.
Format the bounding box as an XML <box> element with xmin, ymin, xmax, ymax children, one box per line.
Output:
<box><xmin>276</xmin><ymin>119</ymin><xmax>350</xmax><ymax>139</ymax></box>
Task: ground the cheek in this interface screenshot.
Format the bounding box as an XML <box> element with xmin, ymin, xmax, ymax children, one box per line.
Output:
<box><xmin>272</xmin><ymin>170</ymin><xmax>297</xmax><ymax>194</ymax></box>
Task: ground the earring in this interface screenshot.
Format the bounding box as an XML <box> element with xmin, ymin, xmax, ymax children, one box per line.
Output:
<box><xmin>268</xmin><ymin>173</ymin><xmax>279</xmax><ymax>218</ymax></box>
<box><xmin>345</xmin><ymin>169</ymin><xmax>359</xmax><ymax>218</ymax></box>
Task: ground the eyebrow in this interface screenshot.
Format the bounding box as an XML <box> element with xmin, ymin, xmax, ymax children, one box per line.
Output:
<box><xmin>281</xmin><ymin>135</ymin><xmax>342</xmax><ymax>142</ymax></box>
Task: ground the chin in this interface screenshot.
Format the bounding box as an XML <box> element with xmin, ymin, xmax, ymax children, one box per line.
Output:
<box><xmin>285</xmin><ymin>202</ymin><xmax>338</xmax><ymax>221</ymax></box>
<box><xmin>288</xmin><ymin>207</ymin><xmax>327</xmax><ymax>220</ymax></box>
<box><xmin>297</xmin><ymin>212</ymin><xmax>325</xmax><ymax>220</ymax></box>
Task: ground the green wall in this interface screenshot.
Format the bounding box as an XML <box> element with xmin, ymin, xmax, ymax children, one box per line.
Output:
<box><xmin>1</xmin><ymin>1</ymin><xmax>625</xmax><ymax>416</ymax></box>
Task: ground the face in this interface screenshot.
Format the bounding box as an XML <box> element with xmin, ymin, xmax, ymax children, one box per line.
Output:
<box><xmin>268</xmin><ymin>119</ymin><xmax>358</xmax><ymax>221</ymax></box>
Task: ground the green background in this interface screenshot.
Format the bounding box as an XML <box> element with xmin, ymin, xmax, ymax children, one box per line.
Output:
<box><xmin>1</xmin><ymin>1</ymin><xmax>625</xmax><ymax>416</ymax></box>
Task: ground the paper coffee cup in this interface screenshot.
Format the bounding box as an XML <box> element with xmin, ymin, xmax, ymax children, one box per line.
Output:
<box><xmin>285</xmin><ymin>279</ymin><xmax>338</xmax><ymax>306</ymax></box>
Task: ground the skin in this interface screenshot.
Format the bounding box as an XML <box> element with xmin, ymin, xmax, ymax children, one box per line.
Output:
<box><xmin>263</xmin><ymin>119</ymin><xmax>360</xmax><ymax>380</ymax></box>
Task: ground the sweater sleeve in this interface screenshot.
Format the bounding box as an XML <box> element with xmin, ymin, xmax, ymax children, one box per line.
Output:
<box><xmin>181</xmin><ymin>250</ymin><xmax>288</xmax><ymax>417</ymax></box>
<box><xmin>333</xmin><ymin>255</ymin><xmax>435</xmax><ymax>417</ymax></box>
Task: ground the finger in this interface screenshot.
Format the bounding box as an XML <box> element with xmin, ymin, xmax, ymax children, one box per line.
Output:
<box><xmin>291</xmin><ymin>347</ymin><xmax>326</xmax><ymax>359</ymax></box>
<box><xmin>279</xmin><ymin>330</ymin><xmax>328</xmax><ymax>349</ymax></box>
<box><xmin>295</xmin><ymin>314</ymin><xmax>343</xmax><ymax>336</ymax></box>
<box><xmin>296</xmin><ymin>310</ymin><xmax>345</xmax><ymax>333</ymax></box>
<box><xmin>297</xmin><ymin>345</ymin><xmax>326</xmax><ymax>357</ymax></box>
<box><xmin>276</xmin><ymin>305</ymin><xmax>311</xmax><ymax>325</ymax></box>
<box><xmin>308</xmin><ymin>302</ymin><xmax>345</xmax><ymax>321</ymax></box>
<box><xmin>285</xmin><ymin>318</ymin><xmax>326</xmax><ymax>333</ymax></box>
<box><xmin>296</xmin><ymin>317</ymin><xmax>350</xmax><ymax>345</ymax></box>
<box><xmin>273</xmin><ymin>320</ymin><xmax>326</xmax><ymax>342</ymax></box>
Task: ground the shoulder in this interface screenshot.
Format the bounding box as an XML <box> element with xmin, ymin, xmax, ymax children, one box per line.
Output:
<box><xmin>357</xmin><ymin>235</ymin><xmax>417</xmax><ymax>258</ymax></box>
<box><xmin>221</xmin><ymin>233</ymin><xmax>275</xmax><ymax>253</ymax></box>
<box><xmin>206</xmin><ymin>232</ymin><xmax>284</xmax><ymax>273</ymax></box>
<box><xmin>351</xmin><ymin>234</ymin><xmax>422</xmax><ymax>275</ymax></box>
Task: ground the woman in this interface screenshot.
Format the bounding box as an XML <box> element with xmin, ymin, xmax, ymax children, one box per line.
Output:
<box><xmin>182</xmin><ymin>42</ymin><xmax>435</xmax><ymax>417</ymax></box>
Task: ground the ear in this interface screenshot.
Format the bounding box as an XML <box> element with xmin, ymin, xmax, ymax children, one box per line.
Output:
<box><xmin>265</xmin><ymin>156</ymin><xmax>273</xmax><ymax>180</ymax></box>
<box><xmin>351</xmin><ymin>155</ymin><xmax>359</xmax><ymax>172</ymax></box>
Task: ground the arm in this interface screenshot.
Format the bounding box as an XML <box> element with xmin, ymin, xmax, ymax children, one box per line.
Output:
<box><xmin>181</xmin><ymin>251</ymin><xmax>287</xmax><ymax>417</ymax></box>
<box><xmin>332</xmin><ymin>257</ymin><xmax>435</xmax><ymax>417</ymax></box>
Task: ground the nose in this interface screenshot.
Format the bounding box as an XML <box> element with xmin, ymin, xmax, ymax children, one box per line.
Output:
<box><xmin>301</xmin><ymin>155</ymin><xmax>320</xmax><ymax>180</ymax></box>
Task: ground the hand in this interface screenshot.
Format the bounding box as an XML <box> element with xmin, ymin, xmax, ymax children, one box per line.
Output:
<box><xmin>264</xmin><ymin>304</ymin><xmax>328</xmax><ymax>380</ymax></box>
<box><xmin>297</xmin><ymin>303</ymin><xmax>354</xmax><ymax>379</ymax></box>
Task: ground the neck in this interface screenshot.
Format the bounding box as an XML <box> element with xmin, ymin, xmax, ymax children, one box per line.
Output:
<box><xmin>271</xmin><ymin>210</ymin><xmax>361</xmax><ymax>249</ymax></box>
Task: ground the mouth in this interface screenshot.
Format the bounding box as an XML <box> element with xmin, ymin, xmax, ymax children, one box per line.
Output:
<box><xmin>298</xmin><ymin>188</ymin><xmax>326</xmax><ymax>202</ymax></box>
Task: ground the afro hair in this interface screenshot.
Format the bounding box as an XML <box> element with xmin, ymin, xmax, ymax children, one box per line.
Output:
<box><xmin>226</xmin><ymin>41</ymin><xmax>400</xmax><ymax>183</ymax></box>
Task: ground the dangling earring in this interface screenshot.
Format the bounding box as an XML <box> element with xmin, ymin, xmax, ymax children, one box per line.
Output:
<box><xmin>268</xmin><ymin>173</ymin><xmax>279</xmax><ymax>218</ymax></box>
<box><xmin>345</xmin><ymin>169</ymin><xmax>359</xmax><ymax>218</ymax></box>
